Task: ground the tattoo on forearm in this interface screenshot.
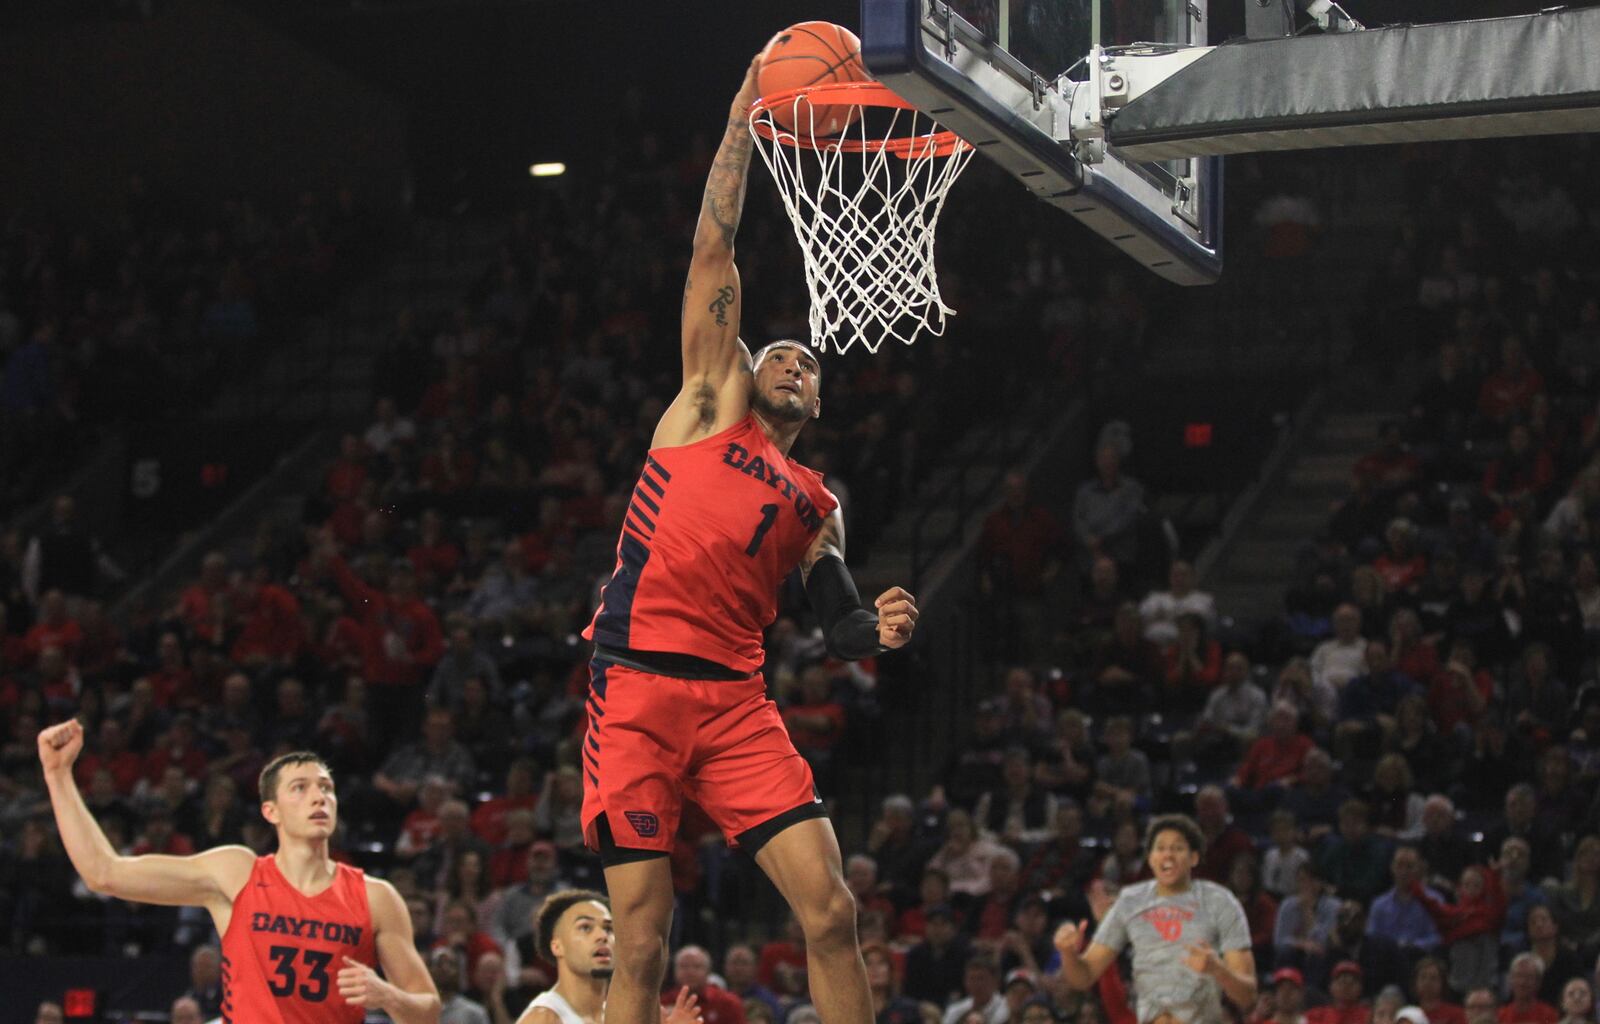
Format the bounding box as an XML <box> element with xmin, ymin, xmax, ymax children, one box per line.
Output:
<box><xmin>801</xmin><ymin>517</ymin><xmax>844</xmax><ymax>579</ymax></box>
<box><xmin>701</xmin><ymin>120</ymin><xmax>754</xmax><ymax>250</ymax></box>
<box><xmin>681</xmin><ymin>275</ymin><xmax>691</xmax><ymax>318</ymax></box>
<box><xmin>709</xmin><ymin>286</ymin><xmax>735</xmax><ymax>327</ymax></box>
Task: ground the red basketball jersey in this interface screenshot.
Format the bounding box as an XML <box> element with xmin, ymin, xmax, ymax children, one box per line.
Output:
<box><xmin>220</xmin><ymin>855</ymin><xmax>377</xmax><ymax>1024</ymax></box>
<box><xmin>584</xmin><ymin>414</ymin><xmax>838</xmax><ymax>673</ymax></box>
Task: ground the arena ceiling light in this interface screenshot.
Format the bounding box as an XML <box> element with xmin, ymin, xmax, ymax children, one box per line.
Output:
<box><xmin>528</xmin><ymin>162</ymin><xmax>566</xmax><ymax>177</ymax></box>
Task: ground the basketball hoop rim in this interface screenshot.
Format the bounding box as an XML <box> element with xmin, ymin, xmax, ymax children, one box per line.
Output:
<box><xmin>748</xmin><ymin>81</ymin><xmax>971</xmax><ymax>158</ymax></box>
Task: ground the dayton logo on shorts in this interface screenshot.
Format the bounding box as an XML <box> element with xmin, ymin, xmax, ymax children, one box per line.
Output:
<box><xmin>1142</xmin><ymin>906</ymin><xmax>1194</xmax><ymax>942</ymax></box>
<box><xmin>624</xmin><ymin>810</ymin><xmax>661</xmax><ymax>838</ymax></box>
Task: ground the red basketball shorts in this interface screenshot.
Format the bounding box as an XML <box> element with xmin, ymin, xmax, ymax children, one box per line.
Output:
<box><xmin>579</xmin><ymin>657</ymin><xmax>823</xmax><ymax>855</ymax></box>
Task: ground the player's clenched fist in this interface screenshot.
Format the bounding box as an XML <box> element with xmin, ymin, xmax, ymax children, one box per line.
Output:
<box><xmin>874</xmin><ymin>587</ymin><xmax>919</xmax><ymax>649</ymax></box>
<box><xmin>37</xmin><ymin>719</ymin><xmax>85</xmax><ymax>775</ymax></box>
<box><xmin>338</xmin><ymin>956</ymin><xmax>396</xmax><ymax>1009</ymax></box>
<box><xmin>1053</xmin><ymin>919</ymin><xmax>1090</xmax><ymax>956</ymax></box>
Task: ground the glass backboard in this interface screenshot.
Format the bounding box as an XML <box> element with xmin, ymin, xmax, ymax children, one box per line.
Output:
<box><xmin>861</xmin><ymin>0</ymin><xmax>1223</xmax><ymax>283</ymax></box>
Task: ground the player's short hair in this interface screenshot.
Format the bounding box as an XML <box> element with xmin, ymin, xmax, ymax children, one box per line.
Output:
<box><xmin>535</xmin><ymin>888</ymin><xmax>609</xmax><ymax>963</ymax></box>
<box><xmin>753</xmin><ymin>339</ymin><xmax>821</xmax><ymax>379</ymax></box>
<box><xmin>258</xmin><ymin>751</ymin><xmax>331</xmax><ymax>803</ymax></box>
<box><xmin>1144</xmin><ymin>814</ymin><xmax>1206</xmax><ymax>858</ymax></box>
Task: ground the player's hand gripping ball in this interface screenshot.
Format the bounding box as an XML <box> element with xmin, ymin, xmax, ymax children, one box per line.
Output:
<box><xmin>757</xmin><ymin>21</ymin><xmax>871</xmax><ymax>136</ymax></box>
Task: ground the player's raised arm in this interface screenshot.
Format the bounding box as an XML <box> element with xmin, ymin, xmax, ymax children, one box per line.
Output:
<box><xmin>38</xmin><ymin>720</ymin><xmax>253</xmax><ymax>909</ymax></box>
<box><xmin>800</xmin><ymin>508</ymin><xmax>919</xmax><ymax>659</ymax></box>
<box><xmin>655</xmin><ymin>56</ymin><xmax>764</xmax><ymax>449</ymax></box>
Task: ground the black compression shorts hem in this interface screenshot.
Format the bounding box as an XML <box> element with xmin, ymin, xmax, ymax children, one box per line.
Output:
<box><xmin>594</xmin><ymin>813</ymin><xmax>670</xmax><ymax>868</ymax></box>
<box><xmin>734</xmin><ymin>795</ymin><xmax>830</xmax><ymax>858</ymax></box>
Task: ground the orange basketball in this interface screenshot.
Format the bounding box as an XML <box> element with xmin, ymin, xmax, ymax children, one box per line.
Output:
<box><xmin>757</xmin><ymin>21</ymin><xmax>870</xmax><ymax>136</ymax></box>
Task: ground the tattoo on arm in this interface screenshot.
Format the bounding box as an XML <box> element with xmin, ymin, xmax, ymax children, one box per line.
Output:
<box><xmin>682</xmin><ymin>275</ymin><xmax>691</xmax><ymax>318</ymax></box>
<box><xmin>801</xmin><ymin>516</ymin><xmax>844</xmax><ymax>581</ymax></box>
<box><xmin>701</xmin><ymin>117</ymin><xmax>755</xmax><ymax>251</ymax></box>
<box><xmin>710</xmin><ymin>285</ymin><xmax>735</xmax><ymax>327</ymax></box>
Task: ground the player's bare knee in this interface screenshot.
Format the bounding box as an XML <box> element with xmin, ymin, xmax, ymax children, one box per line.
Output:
<box><xmin>612</xmin><ymin>929</ymin><xmax>668</xmax><ymax>980</ymax></box>
<box><xmin>797</xmin><ymin>882</ymin><xmax>859</xmax><ymax>952</ymax></box>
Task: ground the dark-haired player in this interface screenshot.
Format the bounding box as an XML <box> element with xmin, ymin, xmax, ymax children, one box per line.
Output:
<box><xmin>582</xmin><ymin>57</ymin><xmax>919</xmax><ymax>1024</ymax></box>
<box><xmin>38</xmin><ymin>721</ymin><xmax>440</xmax><ymax>1024</ymax></box>
<box><xmin>1055</xmin><ymin>815</ymin><xmax>1258</xmax><ymax>1024</ymax></box>
<box><xmin>515</xmin><ymin>890</ymin><xmax>701</xmax><ymax>1024</ymax></box>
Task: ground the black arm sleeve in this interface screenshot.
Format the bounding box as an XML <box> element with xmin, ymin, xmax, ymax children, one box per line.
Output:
<box><xmin>804</xmin><ymin>553</ymin><xmax>887</xmax><ymax>661</ymax></box>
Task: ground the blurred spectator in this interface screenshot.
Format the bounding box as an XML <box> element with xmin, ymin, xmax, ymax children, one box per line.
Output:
<box><xmin>1306</xmin><ymin>961</ymin><xmax>1371</xmax><ymax>1024</ymax></box>
<box><xmin>724</xmin><ymin>944</ymin><xmax>783</xmax><ymax>1021</ymax></box>
<box><xmin>980</xmin><ymin>472</ymin><xmax>1064</xmax><ymax>654</ymax></box>
<box><xmin>1413</xmin><ymin>863</ymin><xmax>1504</xmax><ymax>994</ymax></box>
<box><xmin>1366</xmin><ymin>846</ymin><xmax>1441</xmax><ymax>960</ymax></box>
<box><xmin>1195</xmin><ymin>786</ymin><xmax>1255</xmax><ymax>884</ymax></box>
<box><xmin>429</xmin><ymin>945</ymin><xmax>491</xmax><ymax>1024</ymax></box>
<box><xmin>926</xmin><ymin>809</ymin><xmax>1009</xmax><ymax>900</ymax></box>
<box><xmin>941</xmin><ymin>953</ymin><xmax>1006</xmax><ymax>1024</ymax></box>
<box><xmin>22</xmin><ymin>496</ymin><xmax>123</xmax><ymax>604</ymax></box>
<box><xmin>1276</xmin><ymin>862</ymin><xmax>1340</xmax><ymax>973</ymax></box>
<box><xmin>1092</xmin><ymin>716</ymin><xmax>1151</xmax><ymax>810</ymax></box>
<box><xmin>1073</xmin><ymin>443</ymin><xmax>1144</xmax><ymax>576</ymax></box>
<box><xmin>429</xmin><ymin>626</ymin><xmax>504</xmax><ymax>710</ymax></box>
<box><xmin>904</xmin><ymin>904</ymin><xmax>971</xmax><ymax>1004</ymax></box>
<box><xmin>1312</xmin><ymin>604</ymin><xmax>1370</xmax><ymax>696</ymax></box>
<box><xmin>1235</xmin><ymin>703</ymin><xmax>1314</xmax><ymax>793</ymax></box>
<box><xmin>1140</xmin><ymin>560</ymin><xmax>1217</xmax><ymax>646</ymax></box>
<box><xmin>1500</xmin><ymin>953</ymin><xmax>1558</xmax><ymax>1024</ymax></box>
<box><xmin>184</xmin><ymin>945</ymin><xmax>223</xmax><ymax>1019</ymax></box>
<box><xmin>1263</xmin><ymin>810</ymin><xmax>1313</xmax><ymax>899</ymax></box>
<box><xmin>865</xmin><ymin>794</ymin><xmax>935</xmax><ymax>908</ymax></box>
<box><xmin>1318</xmin><ymin>801</ymin><xmax>1391</xmax><ymax>904</ymax></box>
<box><xmin>661</xmin><ymin>945</ymin><xmax>746</xmax><ymax>1024</ymax></box>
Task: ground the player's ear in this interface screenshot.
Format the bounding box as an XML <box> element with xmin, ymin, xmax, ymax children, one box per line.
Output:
<box><xmin>550</xmin><ymin>936</ymin><xmax>564</xmax><ymax>960</ymax></box>
<box><xmin>811</xmin><ymin>395</ymin><xmax>821</xmax><ymax>420</ymax></box>
<box><xmin>260</xmin><ymin>801</ymin><xmax>280</xmax><ymax>826</ymax></box>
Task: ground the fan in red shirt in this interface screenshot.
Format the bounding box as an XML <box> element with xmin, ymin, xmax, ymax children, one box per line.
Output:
<box><xmin>471</xmin><ymin>760</ymin><xmax>540</xmax><ymax>846</ymax></box>
<box><xmin>39</xmin><ymin>727</ymin><xmax>441</xmax><ymax>1022</ymax></box>
<box><xmin>782</xmin><ymin>668</ymin><xmax>848</xmax><ymax>756</ymax></box>
<box><xmin>326</xmin><ymin>435</ymin><xmax>370</xmax><ymax>502</ymax></box>
<box><xmin>147</xmin><ymin>632</ymin><xmax>199</xmax><ymax>710</ymax></box>
<box><xmin>661</xmin><ymin>945</ymin><xmax>746</xmax><ymax>1024</ymax></box>
<box><xmin>1411</xmin><ymin>957</ymin><xmax>1466</xmax><ymax>1024</ymax></box>
<box><xmin>321</xmin><ymin>550</ymin><xmax>444</xmax><ymax>688</ymax></box>
<box><xmin>1414</xmin><ymin>864</ymin><xmax>1505</xmax><ymax>946</ymax></box>
<box><xmin>407</xmin><ymin>510</ymin><xmax>461</xmax><ymax>593</ymax></box>
<box><xmin>145</xmin><ymin>716</ymin><xmax>209</xmax><ymax>784</ymax></box>
<box><xmin>1482</xmin><ymin>424</ymin><xmax>1554</xmax><ymax>526</ymax></box>
<box><xmin>75</xmin><ymin>718</ymin><xmax>145</xmax><ymax>795</ymax></box>
<box><xmin>1352</xmin><ymin>422</ymin><xmax>1421</xmax><ymax>493</ymax></box>
<box><xmin>230</xmin><ymin>570</ymin><xmax>305</xmax><ymax>667</ymax></box>
<box><xmin>23</xmin><ymin>589</ymin><xmax>83</xmax><ymax>663</ymax></box>
<box><xmin>173</xmin><ymin>551</ymin><xmax>231</xmax><ymax>644</ymax></box>
<box><xmin>1234</xmin><ymin>703</ymin><xmax>1314</xmax><ymax>790</ymax></box>
<box><xmin>1427</xmin><ymin>651</ymin><xmax>1492</xmax><ymax>734</ymax></box>
<box><xmin>1305</xmin><ymin>962</ymin><xmax>1372</xmax><ymax>1024</ymax></box>
<box><xmin>1498</xmin><ymin>953</ymin><xmax>1559</xmax><ymax>1024</ymax></box>
<box><xmin>1478</xmin><ymin>337</ymin><xmax>1544</xmax><ymax>424</ymax></box>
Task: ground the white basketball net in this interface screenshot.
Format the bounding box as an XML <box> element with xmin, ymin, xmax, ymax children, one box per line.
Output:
<box><xmin>748</xmin><ymin>87</ymin><xmax>974</xmax><ymax>354</ymax></box>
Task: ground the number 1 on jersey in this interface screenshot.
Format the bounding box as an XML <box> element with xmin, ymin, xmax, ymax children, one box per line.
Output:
<box><xmin>745</xmin><ymin>503</ymin><xmax>780</xmax><ymax>556</ymax></box>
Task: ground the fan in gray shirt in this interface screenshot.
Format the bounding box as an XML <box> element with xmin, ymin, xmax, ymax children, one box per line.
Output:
<box><xmin>1054</xmin><ymin>815</ymin><xmax>1258</xmax><ymax>1024</ymax></box>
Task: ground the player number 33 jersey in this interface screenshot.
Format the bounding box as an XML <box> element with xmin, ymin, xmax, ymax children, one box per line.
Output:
<box><xmin>221</xmin><ymin>856</ymin><xmax>378</xmax><ymax>1024</ymax></box>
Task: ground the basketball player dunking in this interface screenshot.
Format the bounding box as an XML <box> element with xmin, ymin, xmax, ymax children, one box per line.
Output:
<box><xmin>513</xmin><ymin>889</ymin><xmax>702</xmax><ymax>1024</ymax></box>
<box><xmin>581</xmin><ymin>57</ymin><xmax>919</xmax><ymax>1024</ymax></box>
<box><xmin>37</xmin><ymin>726</ymin><xmax>440</xmax><ymax>1024</ymax></box>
